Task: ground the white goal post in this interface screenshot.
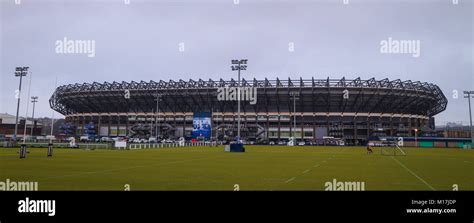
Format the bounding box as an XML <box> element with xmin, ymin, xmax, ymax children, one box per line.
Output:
<box><xmin>381</xmin><ymin>137</ymin><xmax>407</xmax><ymax>156</ymax></box>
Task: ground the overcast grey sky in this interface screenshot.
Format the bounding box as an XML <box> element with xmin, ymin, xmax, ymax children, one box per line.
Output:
<box><xmin>1</xmin><ymin>0</ymin><xmax>473</xmax><ymax>125</ymax></box>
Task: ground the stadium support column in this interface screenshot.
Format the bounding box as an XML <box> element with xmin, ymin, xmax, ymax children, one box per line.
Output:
<box><xmin>300</xmin><ymin>116</ymin><xmax>303</xmax><ymax>141</ymax></box>
<box><xmin>366</xmin><ymin>116</ymin><xmax>369</xmax><ymax>138</ymax></box>
<box><xmin>354</xmin><ymin>118</ymin><xmax>357</xmax><ymax>146</ymax></box>
<box><xmin>399</xmin><ymin>116</ymin><xmax>403</xmax><ymax>136</ymax></box>
<box><xmin>173</xmin><ymin>115</ymin><xmax>177</xmax><ymax>138</ymax></box>
<box><xmin>233</xmin><ymin>115</ymin><xmax>236</xmax><ymax>138</ymax></box>
<box><xmin>266</xmin><ymin>114</ymin><xmax>269</xmax><ymax>140</ymax></box>
<box><xmin>290</xmin><ymin>92</ymin><xmax>300</xmax><ymax>140</ymax></box>
<box><xmin>289</xmin><ymin>114</ymin><xmax>292</xmax><ymax>137</ymax></box>
<box><xmin>390</xmin><ymin>116</ymin><xmax>394</xmax><ymax>137</ymax></box>
<box><xmin>220</xmin><ymin>113</ymin><xmax>224</xmax><ymax>139</ymax></box>
<box><xmin>108</xmin><ymin>115</ymin><xmax>111</xmax><ymax>137</ymax></box>
<box><xmin>98</xmin><ymin>116</ymin><xmax>102</xmax><ymax>137</ymax></box>
<box><xmin>326</xmin><ymin>115</ymin><xmax>330</xmax><ymax>139</ymax></box>
<box><xmin>74</xmin><ymin>117</ymin><xmax>78</xmax><ymax>135</ymax></box>
<box><xmin>154</xmin><ymin>94</ymin><xmax>160</xmax><ymax>138</ymax></box>
<box><xmin>126</xmin><ymin>115</ymin><xmax>129</xmax><ymax>136</ymax></box>
<box><xmin>150</xmin><ymin>110</ymin><xmax>153</xmax><ymax>137</ymax></box>
<box><xmin>117</xmin><ymin>115</ymin><xmax>120</xmax><ymax>137</ymax></box>
<box><xmin>218</xmin><ymin>113</ymin><xmax>222</xmax><ymax>139</ymax></box>
<box><xmin>277</xmin><ymin>114</ymin><xmax>281</xmax><ymax>141</ymax></box>
<box><xmin>213</xmin><ymin>113</ymin><xmax>216</xmax><ymax>139</ymax></box>
<box><xmin>415</xmin><ymin>128</ymin><xmax>418</xmax><ymax>147</ymax></box>
<box><xmin>81</xmin><ymin>115</ymin><xmax>85</xmax><ymax>135</ymax></box>
<box><xmin>293</xmin><ymin>93</ymin><xmax>296</xmax><ymax>138</ymax></box>
<box><xmin>408</xmin><ymin>116</ymin><xmax>413</xmax><ymax>136</ymax></box>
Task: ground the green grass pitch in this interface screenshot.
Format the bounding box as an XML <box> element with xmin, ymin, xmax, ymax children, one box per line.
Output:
<box><xmin>1</xmin><ymin>146</ymin><xmax>473</xmax><ymax>190</ymax></box>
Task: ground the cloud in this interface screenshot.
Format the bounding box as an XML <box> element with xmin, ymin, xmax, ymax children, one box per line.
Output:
<box><xmin>0</xmin><ymin>0</ymin><xmax>472</xmax><ymax>124</ymax></box>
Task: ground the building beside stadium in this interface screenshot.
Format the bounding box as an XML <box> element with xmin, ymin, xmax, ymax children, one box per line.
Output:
<box><xmin>0</xmin><ymin>113</ymin><xmax>43</xmax><ymax>139</ymax></box>
<box><xmin>50</xmin><ymin>77</ymin><xmax>448</xmax><ymax>145</ymax></box>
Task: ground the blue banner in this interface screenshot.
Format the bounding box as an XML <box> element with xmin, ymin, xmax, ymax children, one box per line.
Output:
<box><xmin>192</xmin><ymin>112</ymin><xmax>212</xmax><ymax>139</ymax></box>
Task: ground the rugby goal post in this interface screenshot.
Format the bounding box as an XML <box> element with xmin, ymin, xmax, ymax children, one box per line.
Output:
<box><xmin>381</xmin><ymin>137</ymin><xmax>407</xmax><ymax>156</ymax></box>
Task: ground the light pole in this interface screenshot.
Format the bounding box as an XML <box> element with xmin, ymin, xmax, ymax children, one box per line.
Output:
<box><xmin>49</xmin><ymin>77</ymin><xmax>58</xmax><ymax>141</ymax></box>
<box><xmin>22</xmin><ymin>72</ymin><xmax>33</xmax><ymax>144</ymax></box>
<box><xmin>46</xmin><ymin>77</ymin><xmax>58</xmax><ymax>158</ymax></box>
<box><xmin>30</xmin><ymin>96</ymin><xmax>38</xmax><ymax>136</ymax></box>
<box><xmin>13</xmin><ymin>66</ymin><xmax>29</xmax><ymax>141</ymax></box>
<box><xmin>464</xmin><ymin>91</ymin><xmax>474</xmax><ymax>147</ymax></box>
<box><xmin>231</xmin><ymin>59</ymin><xmax>247</xmax><ymax>143</ymax></box>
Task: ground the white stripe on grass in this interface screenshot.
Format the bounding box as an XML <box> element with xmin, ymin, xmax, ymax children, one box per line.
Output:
<box><xmin>285</xmin><ymin>177</ymin><xmax>296</xmax><ymax>183</ymax></box>
<box><xmin>390</xmin><ymin>156</ymin><xmax>435</xmax><ymax>191</ymax></box>
<box><xmin>283</xmin><ymin>148</ymin><xmax>347</xmax><ymax>185</ymax></box>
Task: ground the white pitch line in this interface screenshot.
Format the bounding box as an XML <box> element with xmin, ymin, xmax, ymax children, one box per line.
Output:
<box><xmin>280</xmin><ymin>149</ymin><xmax>347</xmax><ymax>186</ymax></box>
<box><xmin>390</xmin><ymin>156</ymin><xmax>435</xmax><ymax>191</ymax></box>
<box><xmin>282</xmin><ymin>151</ymin><xmax>344</xmax><ymax>186</ymax></box>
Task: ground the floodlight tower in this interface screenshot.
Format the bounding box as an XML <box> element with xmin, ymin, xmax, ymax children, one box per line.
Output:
<box><xmin>464</xmin><ymin>91</ymin><xmax>474</xmax><ymax>147</ymax></box>
<box><xmin>231</xmin><ymin>59</ymin><xmax>247</xmax><ymax>142</ymax></box>
<box><xmin>30</xmin><ymin>96</ymin><xmax>38</xmax><ymax>136</ymax></box>
<box><xmin>13</xmin><ymin>66</ymin><xmax>29</xmax><ymax>141</ymax></box>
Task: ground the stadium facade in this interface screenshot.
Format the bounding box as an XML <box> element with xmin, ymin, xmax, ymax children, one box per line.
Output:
<box><xmin>50</xmin><ymin>77</ymin><xmax>448</xmax><ymax>145</ymax></box>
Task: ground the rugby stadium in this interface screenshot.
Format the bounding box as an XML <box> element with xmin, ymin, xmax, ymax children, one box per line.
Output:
<box><xmin>49</xmin><ymin>77</ymin><xmax>448</xmax><ymax>146</ymax></box>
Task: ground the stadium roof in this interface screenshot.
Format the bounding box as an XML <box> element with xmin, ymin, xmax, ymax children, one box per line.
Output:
<box><xmin>50</xmin><ymin>77</ymin><xmax>448</xmax><ymax>117</ymax></box>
